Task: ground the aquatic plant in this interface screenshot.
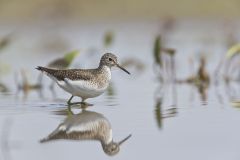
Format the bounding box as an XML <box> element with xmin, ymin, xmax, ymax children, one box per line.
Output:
<box><xmin>103</xmin><ymin>31</ymin><xmax>114</xmax><ymax>48</ymax></box>
<box><xmin>153</xmin><ymin>35</ymin><xmax>177</xmax><ymax>82</ymax></box>
<box><xmin>48</xmin><ymin>50</ymin><xmax>80</xmax><ymax>69</ymax></box>
<box><xmin>0</xmin><ymin>34</ymin><xmax>12</xmax><ymax>52</ymax></box>
<box><xmin>153</xmin><ymin>36</ymin><xmax>162</xmax><ymax>67</ymax></box>
<box><xmin>226</xmin><ymin>44</ymin><xmax>240</xmax><ymax>59</ymax></box>
<box><xmin>215</xmin><ymin>44</ymin><xmax>240</xmax><ymax>82</ymax></box>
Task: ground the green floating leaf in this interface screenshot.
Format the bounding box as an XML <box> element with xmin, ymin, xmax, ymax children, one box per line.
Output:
<box><xmin>104</xmin><ymin>31</ymin><xmax>114</xmax><ymax>47</ymax></box>
<box><xmin>231</xmin><ymin>101</ymin><xmax>240</xmax><ymax>108</ymax></box>
<box><xmin>153</xmin><ymin>36</ymin><xmax>162</xmax><ymax>66</ymax></box>
<box><xmin>48</xmin><ymin>50</ymin><xmax>80</xmax><ymax>69</ymax></box>
<box><xmin>226</xmin><ymin>44</ymin><xmax>240</xmax><ymax>59</ymax></box>
<box><xmin>64</xmin><ymin>50</ymin><xmax>80</xmax><ymax>65</ymax></box>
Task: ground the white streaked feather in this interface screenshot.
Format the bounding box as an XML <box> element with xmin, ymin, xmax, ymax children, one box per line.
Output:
<box><xmin>58</xmin><ymin>124</ymin><xmax>67</xmax><ymax>131</ymax></box>
<box><xmin>66</xmin><ymin>118</ymin><xmax>113</xmax><ymax>143</ymax></box>
<box><xmin>61</xmin><ymin>112</ymin><xmax>113</xmax><ymax>142</ymax></box>
<box><xmin>58</xmin><ymin>78</ymin><xmax>107</xmax><ymax>98</ymax></box>
<box><xmin>107</xmin><ymin>129</ymin><xmax>113</xmax><ymax>144</ymax></box>
<box><xmin>59</xmin><ymin>111</ymin><xmax>110</xmax><ymax>133</ymax></box>
<box><xmin>43</xmin><ymin>111</ymin><xmax>113</xmax><ymax>143</ymax></box>
<box><xmin>66</xmin><ymin>119</ymin><xmax>108</xmax><ymax>133</ymax></box>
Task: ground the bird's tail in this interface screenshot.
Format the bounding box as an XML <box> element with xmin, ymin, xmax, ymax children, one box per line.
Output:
<box><xmin>39</xmin><ymin>126</ymin><xmax>62</xmax><ymax>143</ymax></box>
<box><xmin>36</xmin><ymin>66</ymin><xmax>56</xmax><ymax>75</ymax></box>
<box><xmin>36</xmin><ymin>66</ymin><xmax>58</xmax><ymax>81</ymax></box>
<box><xmin>36</xmin><ymin>66</ymin><xmax>51</xmax><ymax>73</ymax></box>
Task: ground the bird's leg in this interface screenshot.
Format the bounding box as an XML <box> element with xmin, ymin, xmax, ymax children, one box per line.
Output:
<box><xmin>67</xmin><ymin>104</ymin><xmax>74</xmax><ymax>115</ymax></box>
<box><xmin>67</xmin><ymin>97</ymin><xmax>93</xmax><ymax>107</ymax></box>
<box><xmin>67</xmin><ymin>95</ymin><xmax>74</xmax><ymax>105</ymax></box>
<box><xmin>81</xmin><ymin>99</ymin><xmax>93</xmax><ymax>106</ymax></box>
<box><xmin>67</xmin><ymin>96</ymin><xmax>83</xmax><ymax>105</ymax></box>
<box><xmin>81</xmin><ymin>98</ymin><xmax>85</xmax><ymax>103</ymax></box>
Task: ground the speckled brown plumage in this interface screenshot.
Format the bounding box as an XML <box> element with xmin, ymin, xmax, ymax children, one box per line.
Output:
<box><xmin>36</xmin><ymin>66</ymin><xmax>96</xmax><ymax>81</ymax></box>
<box><xmin>36</xmin><ymin>66</ymin><xmax>110</xmax><ymax>89</ymax></box>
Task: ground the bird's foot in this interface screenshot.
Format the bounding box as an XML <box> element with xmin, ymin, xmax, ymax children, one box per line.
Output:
<box><xmin>67</xmin><ymin>101</ymin><xmax>93</xmax><ymax>107</ymax></box>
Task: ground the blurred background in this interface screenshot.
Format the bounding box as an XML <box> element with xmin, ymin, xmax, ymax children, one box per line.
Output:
<box><xmin>0</xmin><ymin>0</ymin><xmax>240</xmax><ymax>160</ymax></box>
<box><xmin>1</xmin><ymin>0</ymin><xmax>240</xmax><ymax>22</ymax></box>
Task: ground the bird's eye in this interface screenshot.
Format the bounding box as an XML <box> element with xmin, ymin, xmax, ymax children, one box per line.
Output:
<box><xmin>108</xmin><ymin>58</ymin><xmax>113</xmax><ymax>61</ymax></box>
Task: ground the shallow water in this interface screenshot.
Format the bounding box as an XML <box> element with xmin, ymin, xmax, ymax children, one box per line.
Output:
<box><xmin>0</xmin><ymin>20</ymin><xmax>240</xmax><ymax>160</ymax></box>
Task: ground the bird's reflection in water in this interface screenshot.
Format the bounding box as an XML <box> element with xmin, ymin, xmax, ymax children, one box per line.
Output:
<box><xmin>40</xmin><ymin>105</ymin><xmax>131</xmax><ymax>156</ymax></box>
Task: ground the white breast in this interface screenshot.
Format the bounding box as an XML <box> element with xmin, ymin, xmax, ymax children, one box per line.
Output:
<box><xmin>55</xmin><ymin>66</ymin><xmax>112</xmax><ymax>99</ymax></box>
<box><xmin>57</xmin><ymin>79</ymin><xmax>108</xmax><ymax>99</ymax></box>
<box><xmin>102</xmin><ymin>66</ymin><xmax>111</xmax><ymax>81</ymax></box>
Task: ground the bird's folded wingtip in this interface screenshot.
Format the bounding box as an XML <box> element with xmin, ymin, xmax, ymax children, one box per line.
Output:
<box><xmin>36</xmin><ymin>66</ymin><xmax>42</xmax><ymax>71</ymax></box>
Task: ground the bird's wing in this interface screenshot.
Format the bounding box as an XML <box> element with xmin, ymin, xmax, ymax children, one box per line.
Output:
<box><xmin>36</xmin><ymin>66</ymin><xmax>94</xmax><ymax>81</ymax></box>
<box><xmin>40</xmin><ymin>112</ymin><xmax>111</xmax><ymax>142</ymax></box>
<box><xmin>65</xmin><ymin>112</ymin><xmax>108</xmax><ymax>134</ymax></box>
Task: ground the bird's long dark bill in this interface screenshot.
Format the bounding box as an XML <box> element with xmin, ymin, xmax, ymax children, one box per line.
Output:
<box><xmin>118</xmin><ymin>134</ymin><xmax>132</xmax><ymax>146</ymax></box>
<box><xmin>117</xmin><ymin>64</ymin><xmax>130</xmax><ymax>75</ymax></box>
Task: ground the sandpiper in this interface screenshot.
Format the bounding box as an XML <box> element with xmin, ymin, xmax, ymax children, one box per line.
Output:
<box><xmin>36</xmin><ymin>53</ymin><xmax>130</xmax><ymax>105</ymax></box>
<box><xmin>40</xmin><ymin>109</ymin><xmax>131</xmax><ymax>156</ymax></box>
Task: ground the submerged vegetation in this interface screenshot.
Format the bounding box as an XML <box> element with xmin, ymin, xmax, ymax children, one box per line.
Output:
<box><xmin>153</xmin><ymin>35</ymin><xmax>176</xmax><ymax>83</ymax></box>
<box><xmin>153</xmin><ymin>36</ymin><xmax>162</xmax><ymax>67</ymax></box>
<box><xmin>153</xmin><ymin>32</ymin><xmax>240</xmax><ymax>127</ymax></box>
<box><xmin>153</xmin><ymin>35</ymin><xmax>239</xmax><ymax>86</ymax></box>
<box><xmin>15</xmin><ymin>70</ymin><xmax>42</xmax><ymax>99</ymax></box>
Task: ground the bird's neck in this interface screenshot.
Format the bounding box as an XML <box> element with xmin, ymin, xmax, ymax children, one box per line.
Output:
<box><xmin>98</xmin><ymin>65</ymin><xmax>112</xmax><ymax>80</ymax></box>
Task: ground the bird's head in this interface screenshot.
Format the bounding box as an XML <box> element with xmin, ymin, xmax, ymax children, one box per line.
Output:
<box><xmin>100</xmin><ymin>53</ymin><xmax>130</xmax><ymax>75</ymax></box>
<box><xmin>102</xmin><ymin>134</ymin><xmax>132</xmax><ymax>156</ymax></box>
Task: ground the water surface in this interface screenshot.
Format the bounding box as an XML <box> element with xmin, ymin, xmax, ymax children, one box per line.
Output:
<box><xmin>0</xmin><ymin>20</ymin><xmax>240</xmax><ymax>160</ymax></box>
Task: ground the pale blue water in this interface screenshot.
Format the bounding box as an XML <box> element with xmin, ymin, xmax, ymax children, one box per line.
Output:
<box><xmin>0</xmin><ymin>20</ymin><xmax>240</xmax><ymax>160</ymax></box>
